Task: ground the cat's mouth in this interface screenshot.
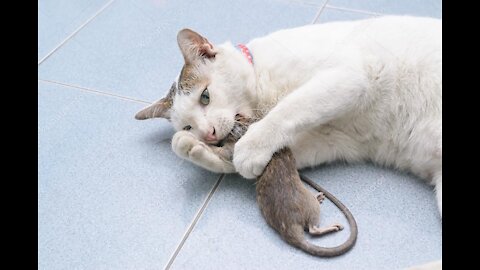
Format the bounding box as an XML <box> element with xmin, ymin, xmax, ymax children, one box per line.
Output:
<box><xmin>212</xmin><ymin>114</ymin><xmax>244</xmax><ymax>147</ymax></box>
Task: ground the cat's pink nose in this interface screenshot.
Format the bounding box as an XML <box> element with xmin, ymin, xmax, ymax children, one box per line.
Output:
<box><xmin>204</xmin><ymin>127</ymin><xmax>217</xmax><ymax>142</ymax></box>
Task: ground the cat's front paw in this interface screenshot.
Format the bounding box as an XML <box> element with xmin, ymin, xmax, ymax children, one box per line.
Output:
<box><xmin>172</xmin><ymin>130</ymin><xmax>205</xmax><ymax>159</ymax></box>
<box><xmin>233</xmin><ymin>129</ymin><xmax>274</xmax><ymax>179</ymax></box>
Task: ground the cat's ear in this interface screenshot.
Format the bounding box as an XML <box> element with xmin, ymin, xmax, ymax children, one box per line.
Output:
<box><xmin>177</xmin><ymin>28</ymin><xmax>217</xmax><ymax>64</ymax></box>
<box><xmin>135</xmin><ymin>83</ymin><xmax>176</xmax><ymax>120</ymax></box>
<box><xmin>134</xmin><ymin>98</ymin><xmax>171</xmax><ymax>120</ymax></box>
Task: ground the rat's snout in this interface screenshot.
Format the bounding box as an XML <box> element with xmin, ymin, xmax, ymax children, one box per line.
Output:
<box><xmin>204</xmin><ymin>126</ymin><xmax>217</xmax><ymax>143</ymax></box>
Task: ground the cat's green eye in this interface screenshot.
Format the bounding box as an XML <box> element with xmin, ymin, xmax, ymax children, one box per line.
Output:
<box><xmin>183</xmin><ymin>125</ymin><xmax>192</xmax><ymax>131</ymax></box>
<box><xmin>200</xmin><ymin>88</ymin><xmax>210</xmax><ymax>105</ymax></box>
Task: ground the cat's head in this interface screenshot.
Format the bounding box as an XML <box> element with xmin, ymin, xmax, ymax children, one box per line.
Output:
<box><xmin>135</xmin><ymin>29</ymin><xmax>255</xmax><ymax>145</ymax></box>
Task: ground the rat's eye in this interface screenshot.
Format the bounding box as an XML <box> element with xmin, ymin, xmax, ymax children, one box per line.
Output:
<box><xmin>183</xmin><ymin>125</ymin><xmax>192</xmax><ymax>131</ymax></box>
<box><xmin>200</xmin><ymin>88</ymin><xmax>210</xmax><ymax>105</ymax></box>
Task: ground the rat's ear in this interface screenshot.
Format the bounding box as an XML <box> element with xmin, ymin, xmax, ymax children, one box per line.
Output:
<box><xmin>177</xmin><ymin>28</ymin><xmax>216</xmax><ymax>64</ymax></box>
<box><xmin>135</xmin><ymin>83</ymin><xmax>176</xmax><ymax>120</ymax></box>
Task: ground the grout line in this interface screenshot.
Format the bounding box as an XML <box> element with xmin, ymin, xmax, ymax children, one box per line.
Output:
<box><xmin>311</xmin><ymin>0</ymin><xmax>330</xmax><ymax>24</ymax></box>
<box><xmin>38</xmin><ymin>0</ymin><xmax>116</xmax><ymax>65</ymax></box>
<box><xmin>324</xmin><ymin>5</ymin><xmax>384</xmax><ymax>16</ymax></box>
<box><xmin>38</xmin><ymin>79</ymin><xmax>151</xmax><ymax>104</ymax></box>
<box><xmin>164</xmin><ymin>174</ymin><xmax>225</xmax><ymax>270</ymax></box>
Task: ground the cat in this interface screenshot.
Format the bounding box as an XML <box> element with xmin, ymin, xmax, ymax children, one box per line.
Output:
<box><xmin>135</xmin><ymin>15</ymin><xmax>442</xmax><ymax>216</ymax></box>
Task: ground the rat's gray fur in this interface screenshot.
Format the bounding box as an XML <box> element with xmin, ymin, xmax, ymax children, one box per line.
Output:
<box><xmin>218</xmin><ymin>115</ymin><xmax>357</xmax><ymax>257</ymax></box>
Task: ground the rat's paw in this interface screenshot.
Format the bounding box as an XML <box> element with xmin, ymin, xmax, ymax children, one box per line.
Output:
<box><xmin>317</xmin><ymin>192</ymin><xmax>326</xmax><ymax>203</ymax></box>
<box><xmin>233</xmin><ymin>132</ymin><xmax>273</xmax><ymax>179</ymax></box>
<box><xmin>172</xmin><ymin>131</ymin><xmax>203</xmax><ymax>159</ymax></box>
<box><xmin>331</xmin><ymin>223</ymin><xmax>344</xmax><ymax>231</ymax></box>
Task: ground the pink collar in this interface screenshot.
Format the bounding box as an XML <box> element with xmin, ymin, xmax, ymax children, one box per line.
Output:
<box><xmin>236</xmin><ymin>44</ymin><xmax>254</xmax><ymax>65</ymax></box>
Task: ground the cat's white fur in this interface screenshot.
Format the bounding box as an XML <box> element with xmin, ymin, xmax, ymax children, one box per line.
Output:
<box><xmin>139</xmin><ymin>16</ymin><xmax>442</xmax><ymax>215</ymax></box>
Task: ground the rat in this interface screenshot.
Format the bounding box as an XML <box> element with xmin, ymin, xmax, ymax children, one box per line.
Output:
<box><xmin>213</xmin><ymin>114</ymin><xmax>357</xmax><ymax>257</ymax></box>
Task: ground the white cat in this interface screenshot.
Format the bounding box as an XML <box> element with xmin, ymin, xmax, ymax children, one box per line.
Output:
<box><xmin>136</xmin><ymin>15</ymin><xmax>442</xmax><ymax>215</ymax></box>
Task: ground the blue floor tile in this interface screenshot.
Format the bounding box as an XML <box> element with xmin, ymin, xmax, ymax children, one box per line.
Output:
<box><xmin>38</xmin><ymin>0</ymin><xmax>111</xmax><ymax>62</ymax></box>
<box><xmin>38</xmin><ymin>81</ymin><xmax>220</xmax><ymax>269</ymax></box>
<box><xmin>38</xmin><ymin>0</ymin><xmax>319</xmax><ymax>102</ymax></box>
<box><xmin>328</xmin><ymin>0</ymin><xmax>442</xmax><ymax>18</ymax></box>
<box><xmin>171</xmin><ymin>164</ymin><xmax>441</xmax><ymax>270</ymax></box>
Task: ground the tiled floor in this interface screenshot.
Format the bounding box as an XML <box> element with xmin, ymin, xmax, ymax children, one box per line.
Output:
<box><xmin>38</xmin><ymin>0</ymin><xmax>442</xmax><ymax>269</ymax></box>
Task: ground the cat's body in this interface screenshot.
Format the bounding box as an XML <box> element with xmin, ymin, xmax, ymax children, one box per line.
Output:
<box><xmin>136</xmin><ymin>15</ymin><xmax>442</xmax><ymax>215</ymax></box>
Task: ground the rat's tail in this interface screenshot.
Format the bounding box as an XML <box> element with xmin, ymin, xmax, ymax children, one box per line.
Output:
<box><xmin>282</xmin><ymin>225</ymin><xmax>353</xmax><ymax>257</ymax></box>
<box><xmin>297</xmin><ymin>235</ymin><xmax>355</xmax><ymax>257</ymax></box>
<box><xmin>295</xmin><ymin>174</ymin><xmax>358</xmax><ymax>257</ymax></box>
